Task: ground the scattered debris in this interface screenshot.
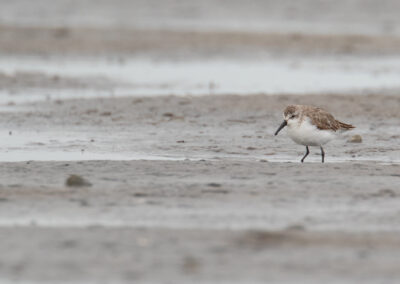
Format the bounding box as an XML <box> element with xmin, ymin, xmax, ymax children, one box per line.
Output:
<box><xmin>202</xmin><ymin>189</ymin><xmax>229</xmax><ymax>194</ymax></box>
<box><xmin>207</xmin><ymin>183</ymin><xmax>222</xmax><ymax>187</ymax></box>
<box><xmin>162</xmin><ymin>112</ymin><xmax>175</xmax><ymax>117</ymax></box>
<box><xmin>162</xmin><ymin>112</ymin><xmax>184</xmax><ymax>120</ymax></box>
<box><xmin>100</xmin><ymin>111</ymin><xmax>112</xmax><ymax>116</ymax></box>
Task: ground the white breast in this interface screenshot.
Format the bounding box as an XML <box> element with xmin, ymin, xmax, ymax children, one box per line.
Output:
<box><xmin>286</xmin><ymin>117</ymin><xmax>336</xmax><ymax>146</ymax></box>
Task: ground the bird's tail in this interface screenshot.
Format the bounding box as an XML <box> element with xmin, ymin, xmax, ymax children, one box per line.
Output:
<box><xmin>336</xmin><ymin>120</ymin><xmax>355</xmax><ymax>130</ymax></box>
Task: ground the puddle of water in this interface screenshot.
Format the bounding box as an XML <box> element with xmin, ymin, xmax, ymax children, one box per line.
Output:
<box><xmin>262</xmin><ymin>155</ymin><xmax>400</xmax><ymax>164</ymax></box>
<box><xmin>2</xmin><ymin>148</ymin><xmax>399</xmax><ymax>164</ymax></box>
<box><xmin>1</xmin><ymin>130</ymin><xmax>399</xmax><ymax>163</ymax></box>
<box><xmin>0</xmin><ymin>150</ymin><xmax>194</xmax><ymax>162</ymax></box>
<box><xmin>0</xmin><ymin>89</ymin><xmax>115</xmax><ymax>105</ymax></box>
<box><xmin>1</xmin><ymin>207</ymin><xmax>399</xmax><ymax>231</ymax></box>
<box><xmin>2</xmin><ymin>56</ymin><xmax>400</xmax><ymax>105</ymax></box>
<box><xmin>0</xmin><ymin>130</ymin><xmax>192</xmax><ymax>162</ymax></box>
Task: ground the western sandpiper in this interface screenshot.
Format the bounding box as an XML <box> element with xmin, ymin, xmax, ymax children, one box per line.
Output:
<box><xmin>274</xmin><ymin>105</ymin><xmax>355</xmax><ymax>163</ymax></box>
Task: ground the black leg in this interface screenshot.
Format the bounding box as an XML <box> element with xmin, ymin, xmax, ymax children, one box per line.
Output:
<box><xmin>301</xmin><ymin>146</ymin><xmax>310</xmax><ymax>163</ymax></box>
<box><xmin>320</xmin><ymin>146</ymin><xmax>325</xmax><ymax>163</ymax></box>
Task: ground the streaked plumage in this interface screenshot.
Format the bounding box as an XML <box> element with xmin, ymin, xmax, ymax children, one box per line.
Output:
<box><xmin>275</xmin><ymin>105</ymin><xmax>355</xmax><ymax>163</ymax></box>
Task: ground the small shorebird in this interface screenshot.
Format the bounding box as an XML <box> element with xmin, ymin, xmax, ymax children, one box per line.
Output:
<box><xmin>274</xmin><ymin>105</ymin><xmax>355</xmax><ymax>163</ymax></box>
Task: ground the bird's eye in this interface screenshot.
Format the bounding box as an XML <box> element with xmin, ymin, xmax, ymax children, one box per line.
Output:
<box><xmin>290</xmin><ymin>114</ymin><xmax>296</xmax><ymax>119</ymax></box>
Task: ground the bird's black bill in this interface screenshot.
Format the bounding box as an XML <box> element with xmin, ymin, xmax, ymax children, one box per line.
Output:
<box><xmin>274</xmin><ymin>120</ymin><xmax>287</xmax><ymax>136</ymax></box>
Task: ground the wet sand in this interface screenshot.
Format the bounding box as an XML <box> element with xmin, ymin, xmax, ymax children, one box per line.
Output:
<box><xmin>1</xmin><ymin>227</ymin><xmax>400</xmax><ymax>283</ymax></box>
<box><xmin>1</xmin><ymin>0</ymin><xmax>400</xmax><ymax>282</ymax></box>
<box><xmin>0</xmin><ymin>93</ymin><xmax>400</xmax><ymax>283</ymax></box>
<box><xmin>3</xmin><ymin>93</ymin><xmax>400</xmax><ymax>162</ymax></box>
<box><xmin>4</xmin><ymin>25</ymin><xmax>400</xmax><ymax>58</ymax></box>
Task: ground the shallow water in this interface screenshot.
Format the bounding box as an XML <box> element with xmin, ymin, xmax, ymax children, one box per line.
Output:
<box><xmin>1</xmin><ymin>56</ymin><xmax>400</xmax><ymax>164</ymax></box>
<box><xmin>1</xmin><ymin>130</ymin><xmax>399</xmax><ymax>164</ymax></box>
<box><xmin>2</xmin><ymin>56</ymin><xmax>400</xmax><ymax>103</ymax></box>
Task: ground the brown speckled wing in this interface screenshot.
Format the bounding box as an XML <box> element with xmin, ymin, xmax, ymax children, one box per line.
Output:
<box><xmin>306</xmin><ymin>108</ymin><xmax>340</xmax><ymax>131</ymax></box>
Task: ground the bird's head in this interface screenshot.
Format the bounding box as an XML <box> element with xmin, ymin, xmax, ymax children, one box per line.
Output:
<box><xmin>274</xmin><ymin>105</ymin><xmax>300</xmax><ymax>135</ymax></box>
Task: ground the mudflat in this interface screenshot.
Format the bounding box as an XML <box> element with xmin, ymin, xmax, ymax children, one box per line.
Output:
<box><xmin>1</xmin><ymin>0</ymin><xmax>400</xmax><ymax>282</ymax></box>
<box><xmin>1</xmin><ymin>93</ymin><xmax>400</xmax><ymax>283</ymax></box>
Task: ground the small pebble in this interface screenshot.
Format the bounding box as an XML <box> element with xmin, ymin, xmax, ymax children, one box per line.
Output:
<box><xmin>65</xmin><ymin>175</ymin><xmax>92</xmax><ymax>187</ymax></box>
<box><xmin>348</xmin><ymin>134</ymin><xmax>362</xmax><ymax>143</ymax></box>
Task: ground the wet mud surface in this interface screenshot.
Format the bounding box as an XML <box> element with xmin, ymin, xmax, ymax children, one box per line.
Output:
<box><xmin>1</xmin><ymin>227</ymin><xmax>400</xmax><ymax>283</ymax></box>
<box><xmin>0</xmin><ymin>160</ymin><xmax>400</xmax><ymax>283</ymax></box>
<box><xmin>0</xmin><ymin>94</ymin><xmax>400</xmax><ymax>283</ymax></box>
<box><xmin>2</xmin><ymin>94</ymin><xmax>400</xmax><ymax>163</ymax></box>
<box><xmin>1</xmin><ymin>0</ymin><xmax>400</xmax><ymax>282</ymax></box>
